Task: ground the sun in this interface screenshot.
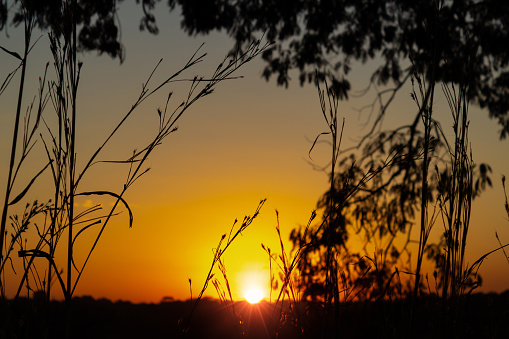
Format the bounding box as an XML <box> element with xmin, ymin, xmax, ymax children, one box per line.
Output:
<box><xmin>244</xmin><ymin>287</ymin><xmax>264</xmax><ymax>304</ymax></box>
<box><xmin>236</xmin><ymin>264</ymin><xmax>268</xmax><ymax>304</ymax></box>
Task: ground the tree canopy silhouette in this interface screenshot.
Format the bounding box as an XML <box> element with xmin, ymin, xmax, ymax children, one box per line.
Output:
<box><xmin>1</xmin><ymin>0</ymin><xmax>508</xmax><ymax>137</ymax></box>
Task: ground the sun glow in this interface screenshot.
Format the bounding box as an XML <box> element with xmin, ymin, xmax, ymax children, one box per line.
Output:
<box><xmin>236</xmin><ymin>263</ymin><xmax>269</xmax><ymax>304</ymax></box>
<box><xmin>244</xmin><ymin>287</ymin><xmax>264</xmax><ymax>304</ymax></box>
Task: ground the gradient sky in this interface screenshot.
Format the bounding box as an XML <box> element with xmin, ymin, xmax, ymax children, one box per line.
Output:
<box><xmin>1</xmin><ymin>2</ymin><xmax>508</xmax><ymax>303</ymax></box>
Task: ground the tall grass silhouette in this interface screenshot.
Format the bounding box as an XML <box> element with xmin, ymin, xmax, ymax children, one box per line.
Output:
<box><xmin>190</xmin><ymin>59</ymin><xmax>509</xmax><ymax>339</ymax></box>
<box><xmin>201</xmin><ymin>7</ymin><xmax>509</xmax><ymax>339</ymax></box>
<box><xmin>0</xmin><ymin>1</ymin><xmax>269</xmax><ymax>337</ymax></box>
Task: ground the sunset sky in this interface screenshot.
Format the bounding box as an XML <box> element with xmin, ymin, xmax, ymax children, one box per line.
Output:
<box><xmin>1</xmin><ymin>2</ymin><xmax>508</xmax><ymax>304</ymax></box>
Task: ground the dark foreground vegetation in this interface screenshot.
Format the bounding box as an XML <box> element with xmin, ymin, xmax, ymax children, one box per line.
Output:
<box><xmin>2</xmin><ymin>1</ymin><xmax>509</xmax><ymax>338</ymax></box>
<box><xmin>2</xmin><ymin>292</ymin><xmax>508</xmax><ymax>339</ymax></box>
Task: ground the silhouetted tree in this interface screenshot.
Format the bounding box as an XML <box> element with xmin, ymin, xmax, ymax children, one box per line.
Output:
<box><xmin>1</xmin><ymin>0</ymin><xmax>125</xmax><ymax>60</ymax></box>
<box><xmin>291</xmin><ymin>64</ymin><xmax>493</xmax><ymax>302</ymax></box>
<box><xmin>286</xmin><ymin>1</ymin><xmax>498</xmax><ymax>301</ymax></box>
<box><xmin>166</xmin><ymin>0</ymin><xmax>509</xmax><ymax>137</ymax></box>
<box><xmin>1</xmin><ymin>1</ymin><xmax>508</xmax><ymax>137</ymax></box>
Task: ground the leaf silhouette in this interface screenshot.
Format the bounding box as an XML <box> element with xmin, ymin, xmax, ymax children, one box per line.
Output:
<box><xmin>75</xmin><ymin>191</ymin><xmax>133</xmax><ymax>228</ymax></box>
<box><xmin>8</xmin><ymin>161</ymin><xmax>52</xmax><ymax>206</ymax></box>
<box><xmin>71</xmin><ymin>220</ymin><xmax>102</xmax><ymax>271</ymax></box>
<box><xmin>308</xmin><ymin>132</ymin><xmax>330</xmax><ymax>160</ymax></box>
<box><xmin>0</xmin><ymin>46</ymin><xmax>22</xmax><ymax>60</ymax></box>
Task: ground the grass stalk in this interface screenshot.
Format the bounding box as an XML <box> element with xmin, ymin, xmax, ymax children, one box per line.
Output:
<box><xmin>0</xmin><ymin>4</ymin><xmax>34</xmax><ymax>298</ymax></box>
<box><xmin>412</xmin><ymin>72</ymin><xmax>436</xmax><ymax>299</ymax></box>
<box><xmin>0</xmin><ymin>2</ymin><xmax>270</xmax><ymax>337</ymax></box>
<box><xmin>183</xmin><ymin>199</ymin><xmax>266</xmax><ymax>335</ymax></box>
<box><xmin>312</xmin><ymin>72</ymin><xmax>345</xmax><ymax>338</ymax></box>
<box><xmin>65</xmin><ymin>1</ymin><xmax>79</xmax><ymax>336</ymax></box>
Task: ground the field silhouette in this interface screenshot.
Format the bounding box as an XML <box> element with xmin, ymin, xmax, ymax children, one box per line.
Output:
<box><xmin>3</xmin><ymin>292</ymin><xmax>508</xmax><ymax>338</ymax></box>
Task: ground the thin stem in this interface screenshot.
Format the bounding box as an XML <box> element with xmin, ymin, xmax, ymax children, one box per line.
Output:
<box><xmin>65</xmin><ymin>0</ymin><xmax>78</xmax><ymax>337</ymax></box>
<box><xmin>0</xmin><ymin>6</ymin><xmax>33</xmax><ymax>298</ymax></box>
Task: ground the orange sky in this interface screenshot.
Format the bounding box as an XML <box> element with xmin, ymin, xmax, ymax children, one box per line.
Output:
<box><xmin>1</xmin><ymin>3</ymin><xmax>508</xmax><ymax>303</ymax></box>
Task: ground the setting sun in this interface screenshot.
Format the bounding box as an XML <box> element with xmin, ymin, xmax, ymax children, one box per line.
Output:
<box><xmin>244</xmin><ymin>288</ymin><xmax>264</xmax><ymax>304</ymax></box>
<box><xmin>235</xmin><ymin>263</ymin><xmax>269</xmax><ymax>303</ymax></box>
